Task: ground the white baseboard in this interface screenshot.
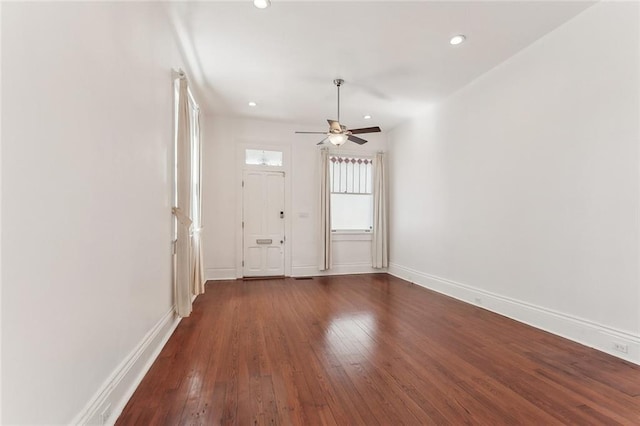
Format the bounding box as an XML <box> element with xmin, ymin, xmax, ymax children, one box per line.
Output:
<box><xmin>205</xmin><ymin>267</ymin><xmax>236</xmax><ymax>281</ymax></box>
<box><xmin>292</xmin><ymin>263</ymin><xmax>387</xmax><ymax>277</ymax></box>
<box><xmin>388</xmin><ymin>263</ymin><xmax>640</xmax><ymax>365</ymax></box>
<box><xmin>205</xmin><ymin>262</ymin><xmax>387</xmax><ymax>281</ymax></box>
<box><xmin>71</xmin><ymin>307</ymin><xmax>181</xmax><ymax>425</ymax></box>
<box><xmin>205</xmin><ymin>265</ymin><xmax>386</xmax><ymax>280</ymax></box>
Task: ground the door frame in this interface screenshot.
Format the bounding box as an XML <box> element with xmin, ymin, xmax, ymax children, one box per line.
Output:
<box><xmin>235</xmin><ymin>143</ymin><xmax>292</xmax><ymax>278</ymax></box>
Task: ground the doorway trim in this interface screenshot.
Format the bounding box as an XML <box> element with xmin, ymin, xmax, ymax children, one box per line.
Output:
<box><xmin>236</xmin><ymin>143</ymin><xmax>292</xmax><ymax>278</ymax></box>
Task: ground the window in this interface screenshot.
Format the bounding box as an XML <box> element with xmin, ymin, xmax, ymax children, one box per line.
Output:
<box><xmin>330</xmin><ymin>155</ymin><xmax>373</xmax><ymax>232</ymax></box>
<box><xmin>245</xmin><ymin>149</ymin><xmax>283</xmax><ymax>167</ymax></box>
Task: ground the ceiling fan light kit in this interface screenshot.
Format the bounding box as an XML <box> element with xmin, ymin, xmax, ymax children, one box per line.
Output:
<box><xmin>328</xmin><ymin>133</ymin><xmax>348</xmax><ymax>146</ymax></box>
<box><xmin>295</xmin><ymin>79</ymin><xmax>382</xmax><ymax>146</ymax></box>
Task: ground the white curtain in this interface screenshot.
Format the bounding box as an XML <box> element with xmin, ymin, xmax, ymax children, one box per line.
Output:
<box><xmin>191</xmin><ymin>229</ymin><xmax>205</xmax><ymax>295</ymax></box>
<box><xmin>190</xmin><ymin>106</ymin><xmax>205</xmax><ymax>296</ymax></box>
<box><xmin>319</xmin><ymin>148</ymin><xmax>332</xmax><ymax>270</ymax></box>
<box><xmin>372</xmin><ymin>151</ymin><xmax>388</xmax><ymax>268</ymax></box>
<box><xmin>174</xmin><ymin>77</ymin><xmax>193</xmax><ymax>317</ymax></box>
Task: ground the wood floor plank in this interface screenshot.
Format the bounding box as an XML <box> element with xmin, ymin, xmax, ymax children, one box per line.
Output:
<box><xmin>117</xmin><ymin>274</ymin><xmax>640</xmax><ymax>425</ymax></box>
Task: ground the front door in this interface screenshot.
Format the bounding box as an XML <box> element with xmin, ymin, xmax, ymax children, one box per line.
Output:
<box><xmin>242</xmin><ymin>171</ymin><xmax>285</xmax><ymax>277</ymax></box>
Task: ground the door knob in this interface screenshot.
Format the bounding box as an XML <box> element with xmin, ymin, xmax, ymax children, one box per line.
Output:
<box><xmin>280</xmin><ymin>211</ymin><xmax>284</xmax><ymax>218</ymax></box>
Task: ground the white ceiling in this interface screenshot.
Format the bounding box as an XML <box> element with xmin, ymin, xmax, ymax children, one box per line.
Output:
<box><xmin>170</xmin><ymin>1</ymin><xmax>594</xmax><ymax>132</ymax></box>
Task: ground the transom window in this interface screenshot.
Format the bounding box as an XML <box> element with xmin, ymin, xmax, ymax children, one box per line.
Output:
<box><xmin>330</xmin><ymin>155</ymin><xmax>373</xmax><ymax>232</ymax></box>
<box><xmin>245</xmin><ymin>149</ymin><xmax>283</xmax><ymax>167</ymax></box>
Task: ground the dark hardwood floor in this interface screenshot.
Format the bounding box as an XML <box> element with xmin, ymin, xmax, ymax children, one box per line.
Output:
<box><xmin>117</xmin><ymin>274</ymin><xmax>640</xmax><ymax>425</ymax></box>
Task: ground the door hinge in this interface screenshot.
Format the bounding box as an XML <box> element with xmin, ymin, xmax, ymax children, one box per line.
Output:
<box><xmin>242</xmin><ymin>260</ymin><xmax>244</xmax><ymax>267</ymax></box>
<box><xmin>242</xmin><ymin>180</ymin><xmax>244</xmax><ymax>187</ymax></box>
<box><xmin>242</xmin><ymin>221</ymin><xmax>244</xmax><ymax>229</ymax></box>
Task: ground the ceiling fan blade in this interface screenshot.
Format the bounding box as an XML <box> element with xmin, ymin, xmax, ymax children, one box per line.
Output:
<box><xmin>348</xmin><ymin>135</ymin><xmax>368</xmax><ymax>145</ymax></box>
<box><xmin>295</xmin><ymin>131</ymin><xmax>327</xmax><ymax>134</ymax></box>
<box><xmin>349</xmin><ymin>126</ymin><xmax>381</xmax><ymax>135</ymax></box>
<box><xmin>316</xmin><ymin>137</ymin><xmax>328</xmax><ymax>145</ymax></box>
<box><xmin>327</xmin><ymin>119</ymin><xmax>342</xmax><ymax>133</ymax></box>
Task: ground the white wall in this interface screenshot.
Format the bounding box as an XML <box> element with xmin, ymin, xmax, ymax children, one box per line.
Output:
<box><xmin>2</xmin><ymin>3</ymin><xmax>186</xmax><ymax>423</ymax></box>
<box><xmin>0</xmin><ymin>2</ymin><xmax>3</xmax><ymax>420</ymax></box>
<box><xmin>388</xmin><ymin>2</ymin><xmax>640</xmax><ymax>363</ymax></box>
<box><xmin>202</xmin><ymin>116</ymin><xmax>387</xmax><ymax>279</ymax></box>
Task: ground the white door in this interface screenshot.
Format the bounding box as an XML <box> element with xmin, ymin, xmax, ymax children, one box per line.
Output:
<box><xmin>243</xmin><ymin>171</ymin><xmax>285</xmax><ymax>277</ymax></box>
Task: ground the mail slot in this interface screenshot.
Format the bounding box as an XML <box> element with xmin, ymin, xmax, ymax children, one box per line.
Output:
<box><xmin>256</xmin><ymin>239</ymin><xmax>272</xmax><ymax>244</ymax></box>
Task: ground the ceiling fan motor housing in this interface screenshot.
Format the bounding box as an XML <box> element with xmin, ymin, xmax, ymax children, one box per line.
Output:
<box><xmin>329</xmin><ymin>120</ymin><xmax>343</xmax><ymax>134</ymax></box>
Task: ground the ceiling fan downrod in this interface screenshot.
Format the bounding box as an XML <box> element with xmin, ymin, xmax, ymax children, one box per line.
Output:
<box><xmin>334</xmin><ymin>78</ymin><xmax>344</xmax><ymax>123</ymax></box>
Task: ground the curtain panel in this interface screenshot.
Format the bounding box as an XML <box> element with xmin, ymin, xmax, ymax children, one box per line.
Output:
<box><xmin>174</xmin><ymin>78</ymin><xmax>193</xmax><ymax>317</ymax></box>
<box><xmin>190</xmin><ymin>107</ymin><xmax>205</xmax><ymax>296</ymax></box>
<box><xmin>372</xmin><ymin>151</ymin><xmax>388</xmax><ymax>268</ymax></box>
<box><xmin>319</xmin><ymin>148</ymin><xmax>332</xmax><ymax>270</ymax></box>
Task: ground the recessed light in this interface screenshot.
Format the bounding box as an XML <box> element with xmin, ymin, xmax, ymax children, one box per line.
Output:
<box><xmin>450</xmin><ymin>35</ymin><xmax>466</xmax><ymax>45</ymax></box>
<box><xmin>248</xmin><ymin>101</ymin><xmax>257</xmax><ymax>107</ymax></box>
<box><xmin>253</xmin><ymin>0</ymin><xmax>271</xmax><ymax>9</ymax></box>
<box><xmin>363</xmin><ymin>115</ymin><xmax>372</xmax><ymax>120</ymax></box>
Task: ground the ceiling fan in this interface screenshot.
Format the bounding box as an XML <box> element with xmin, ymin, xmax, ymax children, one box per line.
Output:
<box><xmin>295</xmin><ymin>79</ymin><xmax>381</xmax><ymax>146</ymax></box>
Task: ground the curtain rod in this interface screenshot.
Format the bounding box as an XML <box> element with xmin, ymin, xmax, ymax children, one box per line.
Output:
<box><xmin>172</xmin><ymin>68</ymin><xmax>186</xmax><ymax>80</ymax></box>
<box><xmin>172</xmin><ymin>68</ymin><xmax>200</xmax><ymax>110</ymax></box>
<box><xmin>328</xmin><ymin>150</ymin><xmax>383</xmax><ymax>158</ymax></box>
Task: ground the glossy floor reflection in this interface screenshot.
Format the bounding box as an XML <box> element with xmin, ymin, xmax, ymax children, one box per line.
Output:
<box><xmin>117</xmin><ymin>274</ymin><xmax>640</xmax><ymax>425</ymax></box>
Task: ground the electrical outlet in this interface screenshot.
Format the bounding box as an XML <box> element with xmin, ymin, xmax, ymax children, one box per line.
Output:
<box><xmin>99</xmin><ymin>403</ymin><xmax>112</xmax><ymax>425</ymax></box>
<box><xmin>613</xmin><ymin>342</ymin><xmax>629</xmax><ymax>354</ymax></box>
